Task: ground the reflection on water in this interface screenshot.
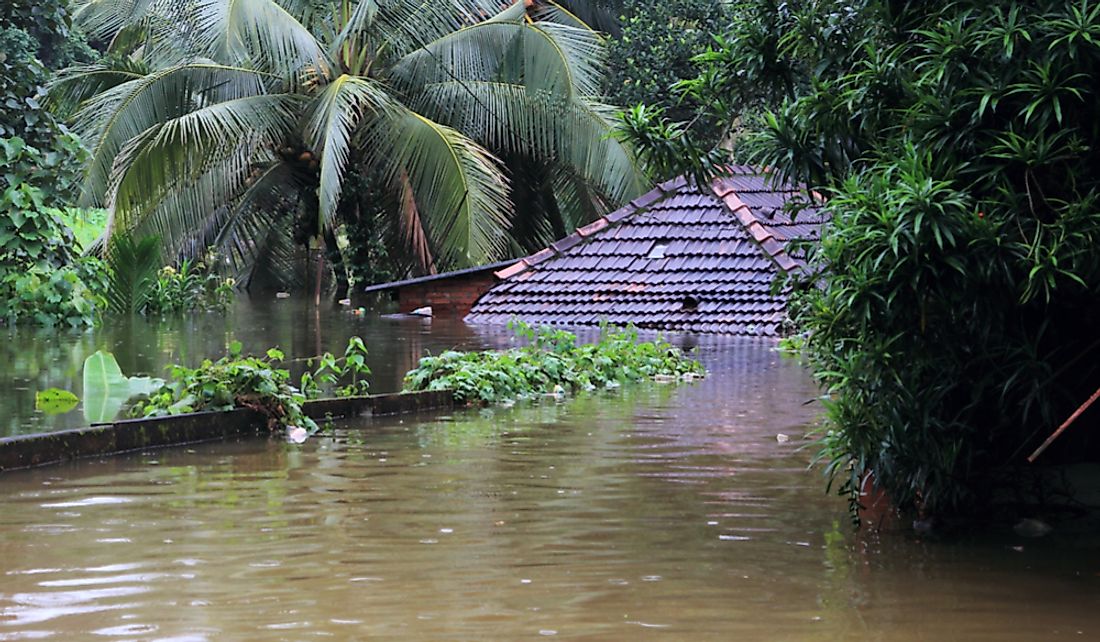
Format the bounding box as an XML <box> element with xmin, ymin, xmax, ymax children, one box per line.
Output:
<box><xmin>2</xmin><ymin>342</ymin><xmax>1098</xmax><ymax>640</ymax></box>
<box><xmin>0</xmin><ymin>298</ymin><xmax>500</xmax><ymax>437</ymax></box>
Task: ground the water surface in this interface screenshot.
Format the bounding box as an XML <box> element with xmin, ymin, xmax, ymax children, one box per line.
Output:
<box><xmin>1</xmin><ymin>298</ymin><xmax>498</xmax><ymax>436</ymax></box>
<box><xmin>2</xmin><ymin>341</ymin><xmax>1098</xmax><ymax>640</ymax></box>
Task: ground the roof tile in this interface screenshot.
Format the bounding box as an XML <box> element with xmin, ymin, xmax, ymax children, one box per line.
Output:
<box><xmin>468</xmin><ymin>169</ymin><xmax>825</xmax><ymax>336</ymax></box>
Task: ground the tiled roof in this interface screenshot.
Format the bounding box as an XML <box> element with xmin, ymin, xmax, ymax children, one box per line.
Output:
<box><xmin>465</xmin><ymin>166</ymin><xmax>826</xmax><ymax>336</ymax></box>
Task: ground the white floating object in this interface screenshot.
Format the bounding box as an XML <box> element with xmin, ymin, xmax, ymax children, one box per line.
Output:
<box><xmin>287</xmin><ymin>426</ymin><xmax>308</xmax><ymax>444</ymax></box>
<box><xmin>410</xmin><ymin>305</ymin><xmax>432</xmax><ymax>317</ymax></box>
<box><xmin>776</xmin><ymin>433</ymin><xmax>790</xmax><ymax>443</ymax></box>
<box><xmin>275</xmin><ymin>292</ymin><xmax>290</xmax><ymax>299</ymax></box>
<box><xmin>653</xmin><ymin>374</ymin><xmax>677</xmax><ymax>383</ymax></box>
<box><xmin>1013</xmin><ymin>518</ymin><xmax>1053</xmax><ymax>538</ymax></box>
<box><xmin>338</xmin><ymin>298</ymin><xmax>352</xmax><ymax>306</ymax></box>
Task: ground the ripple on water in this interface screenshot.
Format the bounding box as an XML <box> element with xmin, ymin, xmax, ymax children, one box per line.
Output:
<box><xmin>0</xmin><ymin>338</ymin><xmax>1098</xmax><ymax>640</ymax></box>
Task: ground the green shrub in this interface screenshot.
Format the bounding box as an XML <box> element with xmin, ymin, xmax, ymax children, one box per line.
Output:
<box><xmin>403</xmin><ymin>322</ymin><xmax>705</xmax><ymax>405</ymax></box>
<box><xmin>147</xmin><ymin>257</ymin><xmax>235</xmax><ymax>315</ymax></box>
<box><xmin>132</xmin><ymin>338</ymin><xmax>372</xmax><ymax>433</ymax></box>
<box><xmin>101</xmin><ymin>234</ymin><xmax>235</xmax><ymax>316</ymax></box>
<box><xmin>1</xmin><ymin>137</ymin><xmax>107</xmax><ymax>326</ymax></box>
<box><xmin>620</xmin><ymin>0</ymin><xmax>1100</xmax><ymax>523</ymax></box>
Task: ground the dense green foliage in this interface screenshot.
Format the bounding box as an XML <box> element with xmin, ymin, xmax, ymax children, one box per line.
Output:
<box><xmin>102</xmin><ymin>235</ymin><xmax>234</xmax><ymax>316</ymax></box>
<box><xmin>1</xmin><ymin>2</ymin><xmax>106</xmax><ymax>327</ymax></box>
<box><xmin>132</xmin><ymin>337</ymin><xmax>372</xmax><ymax>432</ymax></box>
<box><xmin>627</xmin><ymin>0</ymin><xmax>1100</xmax><ymax>520</ymax></box>
<box><xmin>0</xmin><ymin>137</ymin><xmax>107</xmax><ymax>326</ymax></box>
<box><xmin>58</xmin><ymin>0</ymin><xmax>644</xmax><ymax>290</ymax></box>
<box><xmin>1</xmin><ymin>0</ymin><xmax>94</xmax><ymax>152</ymax></box>
<box><xmin>147</xmin><ymin>258</ymin><xmax>235</xmax><ymax>315</ymax></box>
<box><xmin>403</xmin><ymin>322</ymin><xmax>705</xmax><ymax>404</ymax></box>
<box><xmin>606</xmin><ymin>0</ymin><xmax>727</xmax><ymax>124</ymax></box>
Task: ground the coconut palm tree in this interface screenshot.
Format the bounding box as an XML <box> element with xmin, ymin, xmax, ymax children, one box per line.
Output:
<box><xmin>56</xmin><ymin>0</ymin><xmax>644</xmax><ymax>293</ymax></box>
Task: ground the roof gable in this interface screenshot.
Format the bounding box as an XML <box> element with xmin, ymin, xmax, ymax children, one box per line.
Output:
<box><xmin>466</xmin><ymin>167</ymin><xmax>825</xmax><ymax>336</ymax></box>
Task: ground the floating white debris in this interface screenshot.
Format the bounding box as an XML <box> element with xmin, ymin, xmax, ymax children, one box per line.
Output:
<box><xmin>287</xmin><ymin>426</ymin><xmax>308</xmax><ymax>444</ymax></box>
<box><xmin>653</xmin><ymin>374</ymin><xmax>677</xmax><ymax>383</ymax></box>
<box><xmin>338</xmin><ymin>298</ymin><xmax>351</xmax><ymax>306</ymax></box>
<box><xmin>410</xmin><ymin>305</ymin><xmax>432</xmax><ymax>317</ymax></box>
<box><xmin>275</xmin><ymin>292</ymin><xmax>290</xmax><ymax>299</ymax></box>
<box><xmin>1013</xmin><ymin>518</ymin><xmax>1053</xmax><ymax>538</ymax></box>
<box><xmin>776</xmin><ymin>433</ymin><xmax>790</xmax><ymax>443</ymax></box>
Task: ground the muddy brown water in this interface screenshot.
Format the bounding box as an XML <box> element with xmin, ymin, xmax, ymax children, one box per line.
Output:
<box><xmin>3</xmin><ymin>301</ymin><xmax>1100</xmax><ymax>639</ymax></box>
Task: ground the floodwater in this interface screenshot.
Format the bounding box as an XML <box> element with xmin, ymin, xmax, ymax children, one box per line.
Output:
<box><xmin>3</xmin><ymin>306</ymin><xmax>1100</xmax><ymax>639</ymax></box>
<box><xmin>0</xmin><ymin>298</ymin><xmax>503</xmax><ymax>437</ymax></box>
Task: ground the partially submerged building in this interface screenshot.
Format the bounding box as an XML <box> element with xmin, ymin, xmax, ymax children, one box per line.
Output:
<box><xmin>468</xmin><ymin>167</ymin><xmax>824</xmax><ymax>336</ymax></box>
<box><xmin>365</xmin><ymin>166</ymin><xmax>825</xmax><ymax>336</ymax></box>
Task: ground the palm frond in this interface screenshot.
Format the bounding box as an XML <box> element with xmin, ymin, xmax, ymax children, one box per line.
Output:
<box><xmin>208</xmin><ymin>161</ymin><xmax>308</xmax><ymax>289</ymax></box>
<box><xmin>189</xmin><ymin>0</ymin><xmax>330</xmax><ymax>74</ymax></box>
<box><xmin>72</xmin><ymin>62</ymin><xmax>270</xmax><ymax>208</ymax></box>
<box><xmin>72</xmin><ymin>0</ymin><xmax>160</xmax><ymax>41</ymax></box>
<box><xmin>539</xmin><ymin>0</ymin><xmax>622</xmax><ymax>35</ymax></box>
<box><xmin>109</xmin><ymin>92</ymin><xmax>299</xmax><ymax>233</ymax></box>
<box><xmin>330</xmin><ymin>0</ymin><xmax>499</xmax><ymax>63</ymax></box>
<box><xmin>397</xmin><ymin>169</ymin><xmax>437</xmax><ymax>274</ymax></box>
<box><xmin>302</xmin><ymin>74</ymin><xmax>390</xmax><ymax>229</ymax></box>
<box><xmin>48</xmin><ymin>58</ymin><xmax>151</xmax><ymax>113</ymax></box>
<box><xmin>413</xmin><ymin>81</ymin><xmax>645</xmax><ymax>202</ymax></box>
<box><xmin>104</xmin><ymin>232</ymin><xmax>162</xmax><ymax>314</ymax></box>
<box><xmin>363</xmin><ymin>107</ymin><xmax>512</xmax><ymax>267</ymax></box>
<box><xmin>388</xmin><ymin>10</ymin><xmax>605</xmax><ymax>100</ymax></box>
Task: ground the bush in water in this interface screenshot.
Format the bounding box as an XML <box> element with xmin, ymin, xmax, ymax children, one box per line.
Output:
<box><xmin>131</xmin><ymin>337</ymin><xmax>372</xmax><ymax>433</ymax></box>
<box><xmin>403</xmin><ymin>321</ymin><xmax>705</xmax><ymax>405</ymax></box>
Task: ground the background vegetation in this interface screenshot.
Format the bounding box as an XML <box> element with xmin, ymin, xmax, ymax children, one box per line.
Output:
<box><xmin>53</xmin><ymin>0</ymin><xmax>645</xmax><ymax>296</ymax></box>
<box><xmin>622</xmin><ymin>0</ymin><xmax>1100</xmax><ymax>522</ymax></box>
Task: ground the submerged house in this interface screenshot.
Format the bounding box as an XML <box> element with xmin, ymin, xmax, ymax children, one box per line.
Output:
<box><xmin>365</xmin><ymin>166</ymin><xmax>825</xmax><ymax>336</ymax></box>
<box><xmin>467</xmin><ymin>166</ymin><xmax>825</xmax><ymax>336</ymax></box>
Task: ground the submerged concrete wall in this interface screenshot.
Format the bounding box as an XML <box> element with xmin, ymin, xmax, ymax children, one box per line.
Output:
<box><xmin>0</xmin><ymin>390</ymin><xmax>455</xmax><ymax>473</ymax></box>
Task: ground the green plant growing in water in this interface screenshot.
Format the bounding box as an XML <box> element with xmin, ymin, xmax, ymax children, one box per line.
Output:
<box><xmin>131</xmin><ymin>337</ymin><xmax>372</xmax><ymax>433</ymax></box>
<box><xmin>146</xmin><ymin>256</ymin><xmax>235</xmax><ymax>315</ymax></box>
<box><xmin>403</xmin><ymin>321</ymin><xmax>704</xmax><ymax>405</ymax></box>
<box><xmin>298</xmin><ymin>336</ymin><xmax>371</xmax><ymax>399</ymax></box>
<box><xmin>82</xmin><ymin>350</ymin><xmax>165</xmax><ymax>423</ymax></box>
<box><xmin>102</xmin><ymin>234</ymin><xmax>235</xmax><ymax>316</ymax></box>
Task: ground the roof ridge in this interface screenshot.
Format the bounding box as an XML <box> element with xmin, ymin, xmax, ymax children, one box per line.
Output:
<box><xmin>493</xmin><ymin>179</ymin><xmax>687</xmax><ymax>280</ymax></box>
<box><xmin>710</xmin><ymin>175</ymin><xmax>802</xmax><ymax>273</ymax></box>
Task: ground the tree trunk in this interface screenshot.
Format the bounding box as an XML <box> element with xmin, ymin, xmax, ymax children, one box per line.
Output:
<box><xmin>313</xmin><ymin>235</ymin><xmax>324</xmax><ymax>306</ymax></box>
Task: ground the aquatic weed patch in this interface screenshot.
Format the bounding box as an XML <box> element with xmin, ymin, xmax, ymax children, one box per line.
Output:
<box><xmin>130</xmin><ymin>338</ymin><xmax>372</xmax><ymax>433</ymax></box>
<box><xmin>402</xmin><ymin>322</ymin><xmax>704</xmax><ymax>405</ymax></box>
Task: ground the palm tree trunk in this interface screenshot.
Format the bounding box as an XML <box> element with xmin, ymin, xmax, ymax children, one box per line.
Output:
<box><xmin>313</xmin><ymin>235</ymin><xmax>324</xmax><ymax>306</ymax></box>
